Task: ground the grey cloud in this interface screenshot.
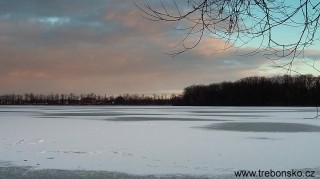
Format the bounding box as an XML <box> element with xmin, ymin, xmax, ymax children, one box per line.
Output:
<box><xmin>0</xmin><ymin>0</ymin><xmax>124</xmax><ymax>45</ymax></box>
<box><xmin>0</xmin><ymin>0</ymin><xmax>174</xmax><ymax>48</ymax></box>
<box><xmin>0</xmin><ymin>0</ymin><xmax>108</xmax><ymax>18</ymax></box>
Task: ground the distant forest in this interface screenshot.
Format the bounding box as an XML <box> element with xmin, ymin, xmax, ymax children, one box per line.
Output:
<box><xmin>0</xmin><ymin>93</ymin><xmax>177</xmax><ymax>105</ymax></box>
<box><xmin>182</xmin><ymin>75</ymin><xmax>320</xmax><ymax>106</ymax></box>
<box><xmin>1</xmin><ymin>75</ymin><xmax>320</xmax><ymax>106</ymax></box>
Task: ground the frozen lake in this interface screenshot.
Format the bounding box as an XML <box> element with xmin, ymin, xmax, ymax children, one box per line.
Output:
<box><xmin>0</xmin><ymin>106</ymin><xmax>320</xmax><ymax>178</ymax></box>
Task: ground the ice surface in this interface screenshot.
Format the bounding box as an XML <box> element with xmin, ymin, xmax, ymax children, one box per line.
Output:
<box><xmin>0</xmin><ymin>106</ymin><xmax>320</xmax><ymax>177</ymax></box>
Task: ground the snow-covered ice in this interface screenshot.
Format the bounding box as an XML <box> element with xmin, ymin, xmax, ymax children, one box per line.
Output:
<box><xmin>0</xmin><ymin>106</ymin><xmax>320</xmax><ymax>177</ymax></box>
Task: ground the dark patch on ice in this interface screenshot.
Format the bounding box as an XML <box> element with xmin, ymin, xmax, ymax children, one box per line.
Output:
<box><xmin>0</xmin><ymin>111</ymin><xmax>32</xmax><ymax>113</ymax></box>
<box><xmin>1</xmin><ymin>161</ymin><xmax>318</xmax><ymax>179</ymax></box>
<box><xmin>191</xmin><ymin>110</ymin><xmax>283</xmax><ymax>114</ymax></box>
<box><xmin>197</xmin><ymin>114</ymin><xmax>266</xmax><ymax>117</ymax></box>
<box><xmin>191</xmin><ymin>108</ymin><xmax>313</xmax><ymax>114</ymax></box>
<box><xmin>246</xmin><ymin>137</ymin><xmax>278</xmax><ymax>140</ymax></box>
<box><xmin>197</xmin><ymin>122</ymin><xmax>320</xmax><ymax>132</ymax></box>
<box><xmin>106</xmin><ymin>117</ymin><xmax>227</xmax><ymax>122</ymax></box>
<box><xmin>42</xmin><ymin>113</ymin><xmax>166</xmax><ymax>117</ymax></box>
<box><xmin>43</xmin><ymin>112</ymin><xmax>122</xmax><ymax>117</ymax></box>
<box><xmin>40</xmin><ymin>116</ymin><xmax>67</xmax><ymax>119</ymax></box>
<box><xmin>0</xmin><ymin>164</ymin><xmax>228</xmax><ymax>179</ymax></box>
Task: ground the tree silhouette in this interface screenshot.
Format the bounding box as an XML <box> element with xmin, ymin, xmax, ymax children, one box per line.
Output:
<box><xmin>136</xmin><ymin>0</ymin><xmax>320</xmax><ymax>72</ymax></box>
<box><xmin>181</xmin><ymin>75</ymin><xmax>320</xmax><ymax>106</ymax></box>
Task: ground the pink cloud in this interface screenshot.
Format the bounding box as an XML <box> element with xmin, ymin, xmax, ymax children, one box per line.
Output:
<box><xmin>8</xmin><ymin>69</ymin><xmax>51</xmax><ymax>79</ymax></box>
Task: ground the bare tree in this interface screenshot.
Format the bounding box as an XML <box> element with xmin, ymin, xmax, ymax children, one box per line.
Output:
<box><xmin>136</xmin><ymin>0</ymin><xmax>320</xmax><ymax>72</ymax></box>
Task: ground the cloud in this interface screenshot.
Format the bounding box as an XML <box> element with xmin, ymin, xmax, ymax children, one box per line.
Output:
<box><xmin>1</xmin><ymin>0</ymin><xmax>317</xmax><ymax>95</ymax></box>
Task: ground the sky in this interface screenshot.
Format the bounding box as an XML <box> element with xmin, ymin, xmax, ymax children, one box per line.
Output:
<box><xmin>0</xmin><ymin>0</ymin><xmax>319</xmax><ymax>96</ymax></box>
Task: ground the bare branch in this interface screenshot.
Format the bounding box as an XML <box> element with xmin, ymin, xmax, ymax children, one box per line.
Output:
<box><xmin>137</xmin><ymin>0</ymin><xmax>320</xmax><ymax>73</ymax></box>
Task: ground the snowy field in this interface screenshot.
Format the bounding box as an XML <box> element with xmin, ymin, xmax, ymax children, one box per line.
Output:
<box><xmin>0</xmin><ymin>106</ymin><xmax>320</xmax><ymax>178</ymax></box>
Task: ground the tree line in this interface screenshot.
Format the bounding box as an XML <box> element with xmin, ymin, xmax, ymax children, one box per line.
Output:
<box><xmin>181</xmin><ymin>75</ymin><xmax>320</xmax><ymax>106</ymax></box>
<box><xmin>0</xmin><ymin>93</ymin><xmax>180</xmax><ymax>105</ymax></box>
<box><xmin>1</xmin><ymin>75</ymin><xmax>320</xmax><ymax>106</ymax></box>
